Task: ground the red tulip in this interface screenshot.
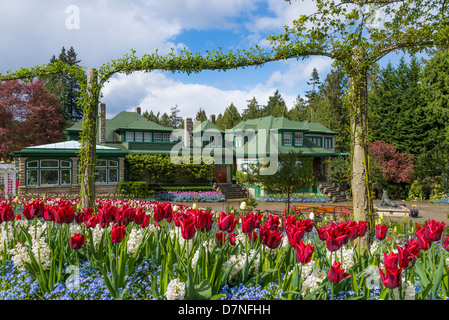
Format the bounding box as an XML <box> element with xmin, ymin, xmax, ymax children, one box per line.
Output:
<box><xmin>0</xmin><ymin>203</ymin><xmax>14</xmax><ymax>222</ymax></box>
<box><xmin>216</xmin><ymin>232</ymin><xmax>225</xmax><ymax>245</ymax></box>
<box><xmin>248</xmin><ymin>230</ymin><xmax>258</xmax><ymax>243</ymax></box>
<box><xmin>163</xmin><ymin>203</ymin><xmax>173</xmax><ymax>222</ymax></box>
<box><xmin>263</xmin><ymin>215</ymin><xmax>280</xmax><ymax>231</ymax></box>
<box><xmin>133</xmin><ymin>208</ymin><xmax>146</xmax><ymax>225</ymax></box>
<box><xmin>83</xmin><ymin>213</ymin><xmax>99</xmax><ymax>228</ymax></box>
<box><xmin>69</xmin><ymin>233</ymin><xmax>86</xmax><ymax>250</ymax></box>
<box><xmin>241</xmin><ymin>212</ymin><xmax>257</xmax><ymax>234</ymax></box>
<box><xmin>218</xmin><ymin>212</ymin><xmax>238</xmax><ymax>233</ymax></box>
<box><xmin>383</xmin><ymin>251</ymin><xmax>399</xmax><ymax>269</ymax></box>
<box><xmin>327</xmin><ymin>261</ymin><xmax>350</xmax><ymax>283</ymax></box>
<box><xmin>22</xmin><ymin>200</ymin><xmax>44</xmax><ymax>220</ymax></box>
<box><xmin>424</xmin><ymin>219</ymin><xmax>446</xmax><ymax>242</ymax></box>
<box><xmin>444</xmin><ymin>237</ymin><xmax>449</xmax><ymax>251</ymax></box>
<box><xmin>415</xmin><ymin>230</ymin><xmax>432</xmax><ymax>250</ymax></box>
<box><xmin>397</xmin><ymin>245</ymin><xmax>417</xmax><ymax>269</ymax></box>
<box><xmin>153</xmin><ymin>203</ymin><xmax>165</xmax><ymax>223</ymax></box>
<box><xmin>194</xmin><ymin>210</ymin><xmax>214</xmax><ymax>232</ymax></box>
<box><xmin>98</xmin><ymin>204</ymin><xmax>118</xmax><ymax>228</ymax></box>
<box><xmin>53</xmin><ymin>205</ymin><xmax>76</xmax><ymax>224</ymax></box>
<box><xmin>259</xmin><ymin>225</ymin><xmax>283</xmax><ymax>249</ymax></box>
<box><xmin>180</xmin><ymin>214</ymin><xmax>196</xmax><ymax>240</ymax></box>
<box><xmin>316</xmin><ymin>226</ymin><xmax>328</xmax><ymax>241</ymax></box>
<box><xmin>229</xmin><ymin>233</ymin><xmax>237</xmax><ymax>246</ymax></box>
<box><xmin>286</xmin><ymin>224</ymin><xmax>307</xmax><ymax>247</ymax></box>
<box><xmin>375</xmin><ymin>224</ymin><xmax>388</xmax><ymax>240</ymax></box>
<box><xmin>111</xmin><ymin>224</ymin><xmax>126</xmax><ymax>243</ymax></box>
<box><xmin>294</xmin><ymin>241</ymin><xmax>314</xmax><ymax>264</ymax></box>
<box><xmin>358</xmin><ymin>221</ymin><xmax>367</xmax><ymax>237</ymax></box>
<box><xmin>378</xmin><ymin>266</ymin><xmax>402</xmax><ymax>289</ymax></box>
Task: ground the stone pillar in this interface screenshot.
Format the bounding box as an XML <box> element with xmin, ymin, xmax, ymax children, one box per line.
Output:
<box><xmin>70</xmin><ymin>157</ymin><xmax>80</xmax><ymax>195</ymax></box>
<box><xmin>119</xmin><ymin>157</ymin><xmax>125</xmax><ymax>182</ymax></box>
<box><xmin>17</xmin><ymin>157</ymin><xmax>28</xmax><ymax>196</ymax></box>
<box><xmin>99</xmin><ymin>103</ymin><xmax>106</xmax><ymax>143</ymax></box>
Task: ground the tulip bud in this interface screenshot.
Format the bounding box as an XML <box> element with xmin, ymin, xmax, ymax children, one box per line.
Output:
<box><xmin>192</xmin><ymin>203</ymin><xmax>197</xmax><ymax>210</ymax></box>
<box><xmin>309</xmin><ymin>212</ymin><xmax>314</xmax><ymax>221</ymax></box>
<box><xmin>240</xmin><ymin>201</ymin><xmax>247</xmax><ymax>211</ymax></box>
<box><xmin>173</xmin><ymin>205</ymin><xmax>178</xmax><ymax>213</ymax></box>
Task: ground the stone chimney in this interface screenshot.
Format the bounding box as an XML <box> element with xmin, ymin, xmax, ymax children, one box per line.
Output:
<box><xmin>209</xmin><ymin>114</ymin><xmax>216</xmax><ymax>124</ymax></box>
<box><xmin>99</xmin><ymin>103</ymin><xmax>106</xmax><ymax>143</ymax></box>
<box><xmin>184</xmin><ymin>117</ymin><xmax>193</xmax><ymax>148</ymax></box>
<box><xmin>135</xmin><ymin>107</ymin><xmax>141</xmax><ymax>115</ymax></box>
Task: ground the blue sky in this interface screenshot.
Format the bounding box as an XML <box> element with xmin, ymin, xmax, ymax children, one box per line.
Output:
<box><xmin>0</xmin><ymin>0</ymin><xmax>422</xmax><ymax>120</ymax></box>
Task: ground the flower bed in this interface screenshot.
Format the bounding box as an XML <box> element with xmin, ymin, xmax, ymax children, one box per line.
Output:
<box><xmin>152</xmin><ymin>190</ymin><xmax>226</xmax><ymax>202</ymax></box>
<box><xmin>257</xmin><ymin>192</ymin><xmax>330</xmax><ymax>203</ymax></box>
<box><xmin>0</xmin><ymin>196</ymin><xmax>448</xmax><ymax>300</ymax></box>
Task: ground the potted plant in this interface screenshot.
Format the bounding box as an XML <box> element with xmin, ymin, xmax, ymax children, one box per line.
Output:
<box><xmin>409</xmin><ymin>204</ymin><xmax>419</xmax><ymax>218</ymax></box>
<box><xmin>339</xmin><ymin>211</ymin><xmax>349</xmax><ymax>223</ymax></box>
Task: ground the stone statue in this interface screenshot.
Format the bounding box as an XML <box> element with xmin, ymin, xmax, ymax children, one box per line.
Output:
<box><xmin>380</xmin><ymin>189</ymin><xmax>399</xmax><ymax>208</ymax></box>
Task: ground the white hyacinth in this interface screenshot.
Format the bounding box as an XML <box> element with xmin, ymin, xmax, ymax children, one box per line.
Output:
<box><xmin>127</xmin><ymin>227</ymin><xmax>144</xmax><ymax>255</ymax></box>
<box><xmin>165</xmin><ymin>278</ymin><xmax>186</xmax><ymax>300</ymax></box>
<box><xmin>28</xmin><ymin>220</ymin><xmax>47</xmax><ymax>240</ymax></box>
<box><xmin>31</xmin><ymin>237</ymin><xmax>52</xmax><ymax>271</ymax></box>
<box><xmin>222</xmin><ymin>249</ymin><xmax>260</xmax><ymax>279</ymax></box>
<box><xmin>69</xmin><ymin>223</ymin><xmax>82</xmax><ymax>236</ymax></box>
<box><xmin>10</xmin><ymin>242</ymin><xmax>31</xmax><ymax>272</ymax></box>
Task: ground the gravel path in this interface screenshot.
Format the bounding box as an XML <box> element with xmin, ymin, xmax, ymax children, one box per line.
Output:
<box><xmin>169</xmin><ymin>198</ymin><xmax>449</xmax><ymax>224</ymax></box>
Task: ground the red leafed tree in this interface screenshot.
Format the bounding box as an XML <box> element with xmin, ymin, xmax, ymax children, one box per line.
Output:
<box><xmin>0</xmin><ymin>80</ymin><xmax>63</xmax><ymax>159</ymax></box>
<box><xmin>368</xmin><ymin>140</ymin><xmax>415</xmax><ymax>190</ymax></box>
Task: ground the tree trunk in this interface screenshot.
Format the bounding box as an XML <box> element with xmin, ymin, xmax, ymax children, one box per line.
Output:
<box><xmin>349</xmin><ymin>48</ymin><xmax>372</xmax><ymax>251</ymax></box>
<box><xmin>80</xmin><ymin>68</ymin><xmax>98</xmax><ymax>208</ymax></box>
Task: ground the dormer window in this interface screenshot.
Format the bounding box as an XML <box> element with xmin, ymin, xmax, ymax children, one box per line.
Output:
<box><xmin>283</xmin><ymin>132</ymin><xmax>292</xmax><ymax>146</ymax></box>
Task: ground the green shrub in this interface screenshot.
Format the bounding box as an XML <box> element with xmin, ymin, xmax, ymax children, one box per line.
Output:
<box><xmin>118</xmin><ymin>181</ymin><xmax>153</xmax><ymax>199</ymax></box>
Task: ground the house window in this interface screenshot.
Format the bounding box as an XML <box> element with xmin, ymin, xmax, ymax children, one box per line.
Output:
<box><xmin>324</xmin><ymin>137</ymin><xmax>333</xmax><ymax>149</ymax></box>
<box><xmin>154</xmin><ymin>133</ymin><xmax>162</xmax><ymax>142</ymax></box>
<box><xmin>283</xmin><ymin>132</ymin><xmax>292</xmax><ymax>146</ymax></box>
<box><xmin>94</xmin><ymin>159</ymin><xmax>119</xmax><ymax>184</ymax></box>
<box><xmin>308</xmin><ymin>136</ymin><xmax>323</xmax><ymax>147</ymax></box>
<box><xmin>294</xmin><ymin>132</ymin><xmax>303</xmax><ymax>146</ymax></box>
<box><xmin>163</xmin><ymin>133</ymin><xmax>171</xmax><ymax>143</ymax></box>
<box><xmin>26</xmin><ymin>159</ymin><xmax>72</xmax><ymax>186</ymax></box>
<box><xmin>125</xmin><ymin>132</ymin><xmax>134</xmax><ymax>142</ymax></box>
<box><xmin>235</xmin><ymin>135</ymin><xmax>243</xmax><ymax>148</ymax></box>
<box><xmin>135</xmin><ymin>132</ymin><xmax>143</xmax><ymax>142</ymax></box>
<box><xmin>144</xmin><ymin>132</ymin><xmax>152</xmax><ymax>142</ymax></box>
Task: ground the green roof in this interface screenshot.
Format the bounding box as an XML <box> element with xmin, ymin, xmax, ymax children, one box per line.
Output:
<box><xmin>232</xmin><ymin>116</ymin><xmax>338</xmax><ymax>157</ymax></box>
<box><xmin>232</xmin><ymin>115</ymin><xmax>337</xmax><ymax>134</ymax></box>
<box><xmin>193</xmin><ymin>120</ymin><xmax>223</xmax><ymax>132</ymax></box>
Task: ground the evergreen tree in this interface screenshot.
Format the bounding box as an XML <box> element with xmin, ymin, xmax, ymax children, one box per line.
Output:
<box><xmin>42</xmin><ymin>46</ymin><xmax>81</xmax><ymax>126</ymax></box>
<box><xmin>305</xmin><ymin>68</ymin><xmax>321</xmax><ymax>121</ymax></box>
<box><xmin>142</xmin><ymin>110</ymin><xmax>161</xmax><ymax>124</ymax></box>
<box><xmin>420</xmin><ymin>48</ymin><xmax>449</xmax><ymax>145</ymax></box>
<box><xmin>370</xmin><ymin>57</ymin><xmax>443</xmax><ymax>155</ymax></box>
<box><xmin>287</xmin><ymin>95</ymin><xmax>309</xmax><ymax>121</ymax></box>
<box><xmin>216</xmin><ymin>103</ymin><xmax>241</xmax><ymax>130</ymax></box>
<box><xmin>159</xmin><ymin>113</ymin><xmax>171</xmax><ymax>127</ymax></box>
<box><xmin>262</xmin><ymin>90</ymin><xmax>286</xmax><ymax>117</ymax></box>
<box><xmin>242</xmin><ymin>97</ymin><xmax>263</xmax><ymax>120</ymax></box>
<box><xmin>168</xmin><ymin>105</ymin><xmax>182</xmax><ymax>128</ymax></box>
<box><xmin>195</xmin><ymin>108</ymin><xmax>207</xmax><ymax>122</ymax></box>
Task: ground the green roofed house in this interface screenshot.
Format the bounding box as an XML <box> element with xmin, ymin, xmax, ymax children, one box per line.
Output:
<box><xmin>232</xmin><ymin>115</ymin><xmax>341</xmax><ymax>181</ymax></box>
<box><xmin>11</xmin><ymin>105</ymin><xmax>344</xmax><ymax>197</ymax></box>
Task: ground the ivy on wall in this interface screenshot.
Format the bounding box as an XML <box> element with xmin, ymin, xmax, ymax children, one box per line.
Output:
<box><xmin>126</xmin><ymin>154</ymin><xmax>215</xmax><ymax>185</ymax></box>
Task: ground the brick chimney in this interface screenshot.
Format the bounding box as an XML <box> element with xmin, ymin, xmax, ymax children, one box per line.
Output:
<box><xmin>135</xmin><ymin>107</ymin><xmax>141</xmax><ymax>115</ymax></box>
<box><xmin>209</xmin><ymin>114</ymin><xmax>216</xmax><ymax>124</ymax></box>
<box><xmin>184</xmin><ymin>117</ymin><xmax>193</xmax><ymax>148</ymax></box>
<box><xmin>99</xmin><ymin>103</ymin><xmax>106</xmax><ymax>143</ymax></box>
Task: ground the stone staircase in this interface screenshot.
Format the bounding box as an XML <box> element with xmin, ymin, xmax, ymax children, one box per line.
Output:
<box><xmin>317</xmin><ymin>181</ymin><xmax>348</xmax><ymax>203</ymax></box>
<box><xmin>216</xmin><ymin>183</ymin><xmax>249</xmax><ymax>199</ymax></box>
